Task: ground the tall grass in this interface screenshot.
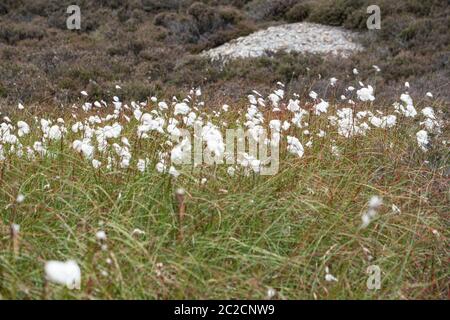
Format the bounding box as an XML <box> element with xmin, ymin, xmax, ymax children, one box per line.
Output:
<box><xmin>0</xmin><ymin>84</ymin><xmax>448</xmax><ymax>299</ymax></box>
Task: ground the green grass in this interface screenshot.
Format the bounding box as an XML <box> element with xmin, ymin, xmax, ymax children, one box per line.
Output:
<box><xmin>0</xmin><ymin>101</ymin><xmax>448</xmax><ymax>300</ymax></box>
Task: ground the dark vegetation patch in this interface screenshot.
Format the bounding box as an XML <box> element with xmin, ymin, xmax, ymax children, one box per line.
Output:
<box><xmin>0</xmin><ymin>0</ymin><xmax>448</xmax><ymax>107</ymax></box>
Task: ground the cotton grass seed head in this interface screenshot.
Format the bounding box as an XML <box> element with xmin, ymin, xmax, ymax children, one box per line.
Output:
<box><xmin>16</xmin><ymin>194</ymin><xmax>25</xmax><ymax>203</ymax></box>
<box><xmin>45</xmin><ymin>260</ymin><xmax>81</xmax><ymax>290</ymax></box>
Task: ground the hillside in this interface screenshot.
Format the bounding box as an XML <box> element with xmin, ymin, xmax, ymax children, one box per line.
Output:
<box><xmin>0</xmin><ymin>0</ymin><xmax>449</xmax><ymax>106</ymax></box>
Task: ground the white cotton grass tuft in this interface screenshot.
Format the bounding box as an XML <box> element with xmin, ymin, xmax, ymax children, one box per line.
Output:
<box><xmin>16</xmin><ymin>194</ymin><xmax>25</xmax><ymax>203</ymax></box>
<box><xmin>131</xmin><ymin>228</ymin><xmax>145</xmax><ymax>237</ymax></box>
<box><xmin>324</xmin><ymin>266</ymin><xmax>338</xmax><ymax>282</ymax></box>
<box><xmin>48</xmin><ymin>125</ymin><xmax>62</xmax><ymax>140</ymax></box>
<box><xmin>396</xmin><ymin>93</ymin><xmax>417</xmax><ymax>117</ymax></box>
<box><xmin>356</xmin><ymin>85</ymin><xmax>375</xmax><ymax>102</ymax></box>
<box><xmin>309</xmin><ymin>91</ymin><xmax>318</xmax><ymax>100</ymax></box>
<box><xmin>137</xmin><ymin>158</ymin><xmax>149</xmax><ymax>173</ymax></box>
<box><xmin>329</xmin><ymin>77</ymin><xmax>337</xmax><ymax>86</ymax></box>
<box><xmin>421</xmin><ymin>107</ymin><xmax>435</xmax><ymax>119</ymax></box>
<box><xmin>92</xmin><ymin>159</ymin><xmax>101</xmax><ymax>169</ymax></box>
<box><xmin>313</xmin><ymin>99</ymin><xmax>329</xmax><ymax>115</ymax></box>
<box><xmin>44</xmin><ymin>260</ymin><xmax>81</xmax><ymax>289</ymax></box>
<box><xmin>169</xmin><ymin>166</ymin><xmax>180</xmax><ymax>178</ymax></box>
<box><xmin>174</xmin><ymin>102</ymin><xmax>190</xmax><ymax>116</ymax></box>
<box><xmin>17</xmin><ymin>121</ymin><xmax>30</xmax><ymax>136</ymax></box>
<box><xmin>286</xmin><ymin>136</ymin><xmax>304</xmax><ymax>158</ymax></box>
<box><xmin>392</xmin><ymin>204</ymin><xmax>401</xmax><ymax>214</ymax></box>
<box><xmin>416</xmin><ymin>130</ymin><xmax>429</xmax><ymax>151</ymax></box>
<box><xmin>158</xmin><ymin>101</ymin><xmax>169</xmax><ymax>111</ymax></box>
<box><xmin>266</xmin><ymin>287</ymin><xmax>277</xmax><ymax>299</ymax></box>
<box><xmin>95</xmin><ymin>230</ymin><xmax>107</xmax><ymax>241</ymax></box>
<box><xmin>156</xmin><ymin>162</ymin><xmax>166</xmax><ymax>173</ymax></box>
<box><xmin>11</xmin><ymin>223</ymin><xmax>20</xmax><ymax>234</ymax></box>
<box><xmin>176</xmin><ymin>188</ymin><xmax>185</xmax><ymax>196</ymax></box>
<box><xmin>325</xmin><ymin>274</ymin><xmax>338</xmax><ymax>282</ymax></box>
<box><xmin>361</xmin><ymin>196</ymin><xmax>383</xmax><ymax>228</ymax></box>
<box><xmin>287</xmin><ymin>99</ymin><xmax>300</xmax><ymax>112</ymax></box>
<box><xmin>368</xmin><ymin>196</ymin><xmax>383</xmax><ymax>208</ymax></box>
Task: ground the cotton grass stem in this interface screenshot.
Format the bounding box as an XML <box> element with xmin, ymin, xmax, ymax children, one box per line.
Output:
<box><xmin>176</xmin><ymin>188</ymin><xmax>186</xmax><ymax>240</ymax></box>
<box><xmin>10</xmin><ymin>223</ymin><xmax>20</xmax><ymax>256</ymax></box>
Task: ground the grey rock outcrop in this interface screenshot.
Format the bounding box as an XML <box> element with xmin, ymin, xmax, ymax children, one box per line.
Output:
<box><xmin>202</xmin><ymin>22</ymin><xmax>363</xmax><ymax>62</ymax></box>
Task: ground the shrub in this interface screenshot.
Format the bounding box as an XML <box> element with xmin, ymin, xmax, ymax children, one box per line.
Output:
<box><xmin>129</xmin><ymin>39</ymin><xmax>146</xmax><ymax>55</ymax></box>
<box><xmin>98</xmin><ymin>0</ymin><xmax>122</xmax><ymax>9</ymax></box>
<box><xmin>404</xmin><ymin>0</ymin><xmax>434</xmax><ymax>16</ymax></box>
<box><xmin>154</xmin><ymin>2</ymin><xmax>252</xmax><ymax>48</ymax></box>
<box><xmin>188</xmin><ymin>2</ymin><xmax>220</xmax><ymax>34</ymax></box>
<box><xmin>245</xmin><ymin>0</ymin><xmax>301</xmax><ymax>21</ymax></box>
<box><xmin>285</xmin><ymin>2</ymin><xmax>312</xmax><ymax>23</ymax></box>
<box><xmin>154</xmin><ymin>12</ymin><xmax>199</xmax><ymax>43</ymax></box>
<box><xmin>107</xmin><ymin>44</ymin><xmax>130</xmax><ymax>57</ymax></box>
<box><xmin>118</xmin><ymin>80</ymin><xmax>153</xmax><ymax>101</ymax></box>
<box><xmin>0</xmin><ymin>23</ymin><xmax>46</xmax><ymax>45</ymax></box>
<box><xmin>308</xmin><ymin>0</ymin><xmax>364</xmax><ymax>26</ymax></box>
<box><xmin>342</xmin><ymin>7</ymin><xmax>367</xmax><ymax>30</ymax></box>
<box><xmin>207</xmin><ymin>0</ymin><xmax>253</xmax><ymax>9</ymax></box>
<box><xmin>142</xmin><ymin>0</ymin><xmax>190</xmax><ymax>11</ymax></box>
<box><xmin>191</xmin><ymin>20</ymin><xmax>255</xmax><ymax>52</ymax></box>
<box><xmin>218</xmin><ymin>6</ymin><xmax>244</xmax><ymax>24</ymax></box>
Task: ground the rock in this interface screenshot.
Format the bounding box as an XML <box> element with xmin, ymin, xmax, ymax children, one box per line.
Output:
<box><xmin>202</xmin><ymin>22</ymin><xmax>363</xmax><ymax>62</ymax></box>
